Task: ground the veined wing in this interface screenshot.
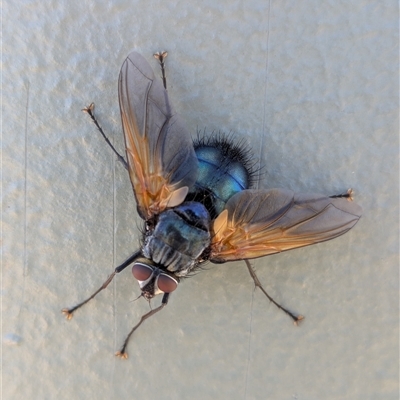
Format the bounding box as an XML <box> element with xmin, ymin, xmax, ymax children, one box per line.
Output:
<box><xmin>210</xmin><ymin>189</ymin><xmax>362</xmax><ymax>262</ymax></box>
<box><xmin>119</xmin><ymin>51</ymin><xmax>198</xmax><ymax>220</ymax></box>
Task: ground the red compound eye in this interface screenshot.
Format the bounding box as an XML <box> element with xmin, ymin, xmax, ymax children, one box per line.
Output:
<box><xmin>132</xmin><ymin>263</ymin><xmax>153</xmax><ymax>281</ymax></box>
<box><xmin>157</xmin><ymin>274</ymin><xmax>178</xmax><ymax>293</ymax></box>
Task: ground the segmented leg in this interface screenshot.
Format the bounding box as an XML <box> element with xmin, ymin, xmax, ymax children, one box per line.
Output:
<box><xmin>329</xmin><ymin>188</ymin><xmax>354</xmax><ymax>200</ymax></box>
<box><xmin>153</xmin><ymin>51</ymin><xmax>168</xmax><ymax>90</ymax></box>
<box><xmin>115</xmin><ymin>293</ymin><xmax>170</xmax><ymax>359</ymax></box>
<box><xmin>245</xmin><ymin>260</ymin><xmax>304</xmax><ymax>325</ymax></box>
<box><xmin>62</xmin><ymin>250</ymin><xmax>141</xmax><ymax>319</ymax></box>
<box><xmin>82</xmin><ymin>103</ymin><xmax>128</xmax><ymax>170</ymax></box>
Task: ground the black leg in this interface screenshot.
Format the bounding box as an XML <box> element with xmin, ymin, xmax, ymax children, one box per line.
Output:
<box><xmin>153</xmin><ymin>51</ymin><xmax>168</xmax><ymax>90</ymax></box>
<box><xmin>62</xmin><ymin>250</ymin><xmax>141</xmax><ymax>319</ymax></box>
<box><xmin>116</xmin><ymin>293</ymin><xmax>170</xmax><ymax>359</ymax></box>
<box><xmin>82</xmin><ymin>103</ymin><xmax>128</xmax><ymax>170</ymax></box>
<box><xmin>245</xmin><ymin>260</ymin><xmax>304</xmax><ymax>325</ymax></box>
<box><xmin>329</xmin><ymin>188</ymin><xmax>354</xmax><ymax>200</ymax></box>
<box><xmin>115</xmin><ymin>250</ymin><xmax>142</xmax><ymax>273</ymax></box>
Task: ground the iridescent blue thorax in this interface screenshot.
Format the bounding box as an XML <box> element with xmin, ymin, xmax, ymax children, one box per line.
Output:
<box><xmin>142</xmin><ymin>202</ymin><xmax>211</xmax><ymax>277</ymax></box>
<box><xmin>143</xmin><ymin>135</ymin><xmax>254</xmax><ymax>277</ymax></box>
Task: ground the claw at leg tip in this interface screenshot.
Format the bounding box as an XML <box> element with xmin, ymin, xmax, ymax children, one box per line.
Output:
<box><xmin>82</xmin><ymin>103</ymin><xmax>95</xmax><ymax>113</ymax></box>
<box><xmin>347</xmin><ymin>188</ymin><xmax>354</xmax><ymax>201</ymax></box>
<box><xmin>61</xmin><ymin>309</ymin><xmax>74</xmax><ymax>320</ymax></box>
<box><xmin>153</xmin><ymin>51</ymin><xmax>168</xmax><ymax>60</ymax></box>
<box><xmin>293</xmin><ymin>315</ymin><xmax>305</xmax><ymax>326</ymax></box>
<box><xmin>115</xmin><ymin>351</ymin><xmax>128</xmax><ymax>359</ymax></box>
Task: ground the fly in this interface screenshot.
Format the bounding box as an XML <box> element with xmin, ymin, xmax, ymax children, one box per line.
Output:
<box><xmin>62</xmin><ymin>51</ymin><xmax>362</xmax><ymax>358</ymax></box>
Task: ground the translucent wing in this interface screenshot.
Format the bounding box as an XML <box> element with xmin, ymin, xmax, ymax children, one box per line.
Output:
<box><xmin>119</xmin><ymin>51</ymin><xmax>198</xmax><ymax>220</ymax></box>
<box><xmin>210</xmin><ymin>189</ymin><xmax>362</xmax><ymax>262</ymax></box>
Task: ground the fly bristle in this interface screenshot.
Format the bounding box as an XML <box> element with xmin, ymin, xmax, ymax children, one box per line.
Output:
<box><xmin>194</xmin><ymin>130</ymin><xmax>260</xmax><ymax>187</ymax></box>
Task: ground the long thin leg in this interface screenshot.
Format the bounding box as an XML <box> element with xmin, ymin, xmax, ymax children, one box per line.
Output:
<box><xmin>116</xmin><ymin>293</ymin><xmax>170</xmax><ymax>359</ymax></box>
<box><xmin>329</xmin><ymin>188</ymin><xmax>354</xmax><ymax>200</ymax></box>
<box><xmin>82</xmin><ymin>103</ymin><xmax>128</xmax><ymax>170</ymax></box>
<box><xmin>153</xmin><ymin>51</ymin><xmax>168</xmax><ymax>90</ymax></box>
<box><xmin>245</xmin><ymin>260</ymin><xmax>304</xmax><ymax>325</ymax></box>
<box><xmin>62</xmin><ymin>250</ymin><xmax>141</xmax><ymax>319</ymax></box>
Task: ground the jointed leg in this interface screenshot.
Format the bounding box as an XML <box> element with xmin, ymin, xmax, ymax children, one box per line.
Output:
<box><xmin>82</xmin><ymin>103</ymin><xmax>128</xmax><ymax>170</ymax></box>
<box><xmin>62</xmin><ymin>271</ymin><xmax>116</xmax><ymax>319</ymax></box>
<box><xmin>62</xmin><ymin>250</ymin><xmax>141</xmax><ymax>319</ymax></box>
<box><xmin>245</xmin><ymin>260</ymin><xmax>304</xmax><ymax>325</ymax></box>
<box><xmin>330</xmin><ymin>188</ymin><xmax>354</xmax><ymax>200</ymax></box>
<box><xmin>153</xmin><ymin>51</ymin><xmax>168</xmax><ymax>90</ymax></box>
<box><xmin>116</xmin><ymin>293</ymin><xmax>170</xmax><ymax>359</ymax></box>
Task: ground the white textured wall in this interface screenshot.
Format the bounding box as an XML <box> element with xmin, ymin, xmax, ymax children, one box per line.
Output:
<box><xmin>3</xmin><ymin>1</ymin><xmax>398</xmax><ymax>399</ymax></box>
